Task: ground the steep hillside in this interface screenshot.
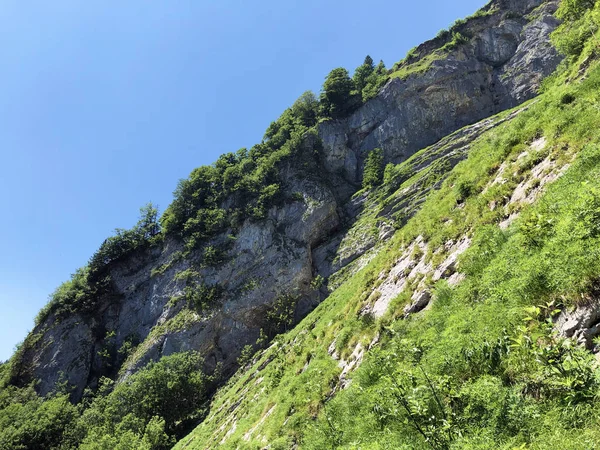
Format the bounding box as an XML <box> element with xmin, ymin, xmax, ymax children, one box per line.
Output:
<box><xmin>4</xmin><ymin>0</ymin><xmax>600</xmax><ymax>448</ymax></box>
<box><xmin>9</xmin><ymin>0</ymin><xmax>559</xmax><ymax>402</ymax></box>
<box><xmin>176</xmin><ymin>5</ymin><xmax>600</xmax><ymax>448</ymax></box>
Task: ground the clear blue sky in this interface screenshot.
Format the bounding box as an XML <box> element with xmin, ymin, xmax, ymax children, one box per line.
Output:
<box><xmin>0</xmin><ymin>0</ymin><xmax>486</xmax><ymax>361</ymax></box>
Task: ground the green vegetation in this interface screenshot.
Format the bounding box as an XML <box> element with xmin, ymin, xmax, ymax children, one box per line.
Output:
<box><xmin>353</xmin><ymin>56</ymin><xmax>388</xmax><ymax>102</ymax></box>
<box><xmin>319</xmin><ymin>68</ymin><xmax>358</xmax><ymax>119</ymax></box>
<box><xmin>0</xmin><ymin>385</ymin><xmax>77</xmax><ymax>450</ymax></box>
<box><xmin>0</xmin><ymin>45</ymin><xmax>396</xmax><ymax>449</ymax></box>
<box><xmin>6</xmin><ymin>2</ymin><xmax>600</xmax><ymax>449</ymax></box>
<box><xmin>35</xmin><ymin>204</ymin><xmax>161</xmax><ymax>326</ymax></box>
<box><xmin>0</xmin><ymin>351</ymin><xmax>213</xmax><ymax>450</ymax></box>
<box><xmin>27</xmin><ymin>50</ymin><xmax>391</xmax><ymax>332</ymax></box>
<box><xmin>362</xmin><ymin>148</ymin><xmax>384</xmax><ymax>189</ymax></box>
<box><xmin>176</xmin><ymin>3</ymin><xmax>600</xmax><ymax>447</ymax></box>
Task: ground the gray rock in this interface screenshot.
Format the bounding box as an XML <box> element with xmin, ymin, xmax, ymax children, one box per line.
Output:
<box><xmin>404</xmin><ymin>291</ymin><xmax>432</xmax><ymax>316</ymax></box>
<box><xmin>317</xmin><ymin>0</ymin><xmax>560</xmax><ymax>189</ymax></box>
<box><xmin>556</xmin><ymin>300</ymin><xmax>600</xmax><ymax>350</ymax></box>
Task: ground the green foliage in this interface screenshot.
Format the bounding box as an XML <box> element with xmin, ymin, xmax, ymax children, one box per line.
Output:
<box><xmin>556</xmin><ymin>0</ymin><xmax>596</xmax><ymax>22</ymax></box>
<box><xmin>34</xmin><ymin>204</ymin><xmax>161</xmax><ymax>325</ymax></box>
<box><xmin>510</xmin><ymin>302</ymin><xmax>600</xmax><ymax>405</ymax></box>
<box><xmin>310</xmin><ymin>274</ymin><xmax>325</xmax><ymax>290</ymax></box>
<box><xmin>202</xmin><ymin>245</ymin><xmax>225</xmax><ymax>266</ymax></box>
<box><xmin>0</xmin><ymin>385</ymin><xmax>78</xmax><ymax>450</ymax></box>
<box><xmin>351</xmin><ymin>56</ymin><xmax>388</xmax><ymax>103</ymax></box>
<box><xmin>319</xmin><ymin>68</ymin><xmax>358</xmax><ymax>119</ymax></box>
<box><xmin>0</xmin><ymin>350</ymin><xmax>212</xmax><ymax>450</ymax></box>
<box><xmin>352</xmin><ymin>55</ymin><xmax>374</xmax><ymax>94</ymax></box>
<box><xmin>361</xmin><ymin>60</ymin><xmax>388</xmax><ymax>102</ymax></box>
<box><xmin>441</xmin><ymin>31</ymin><xmax>470</xmax><ymax>51</ymax></box>
<box><xmin>35</xmin><ymin>266</ymin><xmax>104</xmax><ymax>325</ymax></box>
<box><xmin>160</xmin><ymin>92</ymin><xmax>320</xmax><ymax>247</ymax></box>
<box><xmin>459</xmin><ymin>225</ymin><xmax>507</xmax><ymax>276</ymax></box>
<box><xmin>552</xmin><ymin>0</ymin><xmax>599</xmax><ymax>57</ymax></box>
<box><xmin>362</xmin><ymin>148</ymin><xmax>384</xmax><ymax>189</ymax></box>
<box><xmin>265</xmin><ymin>294</ymin><xmax>297</xmax><ymax>337</ymax></box>
<box><xmin>291</xmin><ymin>91</ymin><xmax>319</xmax><ymax>128</ymax></box>
<box><xmin>184</xmin><ymin>281</ymin><xmax>223</xmax><ymax>313</ymax></box>
<box><xmin>574</xmin><ymin>183</ymin><xmax>600</xmax><ymax>238</ymax></box>
<box><xmin>237</xmin><ymin>345</ymin><xmax>256</xmax><ymax>369</ymax></box>
<box><xmin>454</xmin><ymin>179</ymin><xmax>474</xmax><ymax>202</ymax></box>
<box><xmin>77</xmin><ymin>351</ymin><xmax>212</xmax><ymax>449</ymax></box>
<box><xmin>89</xmin><ymin>203</ymin><xmax>161</xmax><ymax>280</ymax></box>
<box><xmin>178</xmin><ymin>59</ymin><xmax>600</xmax><ymax>449</ymax></box>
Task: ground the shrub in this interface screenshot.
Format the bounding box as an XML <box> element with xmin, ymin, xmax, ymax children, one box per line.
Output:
<box><xmin>455</xmin><ymin>180</ymin><xmax>474</xmax><ymax>202</ymax></box>
<box><xmin>77</xmin><ymin>352</ymin><xmax>212</xmax><ymax>448</ymax></box>
<box><xmin>0</xmin><ymin>386</ymin><xmax>78</xmax><ymax>450</ymax></box>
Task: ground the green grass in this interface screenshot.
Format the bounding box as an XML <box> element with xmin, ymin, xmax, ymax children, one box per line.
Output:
<box><xmin>176</xmin><ymin>52</ymin><xmax>600</xmax><ymax>449</ymax></box>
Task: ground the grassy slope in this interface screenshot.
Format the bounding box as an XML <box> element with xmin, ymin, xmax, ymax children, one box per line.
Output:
<box><xmin>176</xmin><ymin>52</ymin><xmax>600</xmax><ymax>449</ymax></box>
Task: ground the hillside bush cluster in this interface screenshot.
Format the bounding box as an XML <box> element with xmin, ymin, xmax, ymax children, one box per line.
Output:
<box><xmin>0</xmin><ymin>352</ymin><xmax>212</xmax><ymax>450</ymax></box>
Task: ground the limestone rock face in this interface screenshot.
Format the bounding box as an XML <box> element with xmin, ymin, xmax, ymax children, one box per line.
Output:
<box><xmin>318</xmin><ymin>0</ymin><xmax>560</xmax><ymax>188</ymax></box>
<box><xmin>15</xmin><ymin>0</ymin><xmax>563</xmax><ymax>401</ymax></box>
<box><xmin>556</xmin><ymin>300</ymin><xmax>600</xmax><ymax>350</ymax></box>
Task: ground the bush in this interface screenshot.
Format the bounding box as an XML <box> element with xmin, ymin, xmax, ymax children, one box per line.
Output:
<box><xmin>77</xmin><ymin>351</ymin><xmax>213</xmax><ymax>448</ymax></box>
<box><xmin>0</xmin><ymin>386</ymin><xmax>78</xmax><ymax>450</ymax></box>
<box><xmin>455</xmin><ymin>180</ymin><xmax>474</xmax><ymax>202</ymax></box>
<box><xmin>89</xmin><ymin>203</ymin><xmax>161</xmax><ymax>281</ymax></box>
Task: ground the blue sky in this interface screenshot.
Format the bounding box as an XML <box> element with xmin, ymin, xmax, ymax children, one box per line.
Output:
<box><xmin>0</xmin><ymin>0</ymin><xmax>486</xmax><ymax>362</ymax></box>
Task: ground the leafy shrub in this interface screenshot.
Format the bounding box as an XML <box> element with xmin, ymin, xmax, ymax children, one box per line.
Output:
<box><xmin>77</xmin><ymin>351</ymin><xmax>213</xmax><ymax>448</ymax></box>
<box><xmin>519</xmin><ymin>212</ymin><xmax>554</xmax><ymax>248</ymax></box>
<box><xmin>455</xmin><ymin>180</ymin><xmax>474</xmax><ymax>202</ymax></box>
<box><xmin>0</xmin><ymin>386</ymin><xmax>78</xmax><ymax>450</ymax></box>
<box><xmin>184</xmin><ymin>282</ymin><xmax>223</xmax><ymax>313</ymax></box>
<box><xmin>89</xmin><ymin>203</ymin><xmax>161</xmax><ymax>282</ymax></box>
<box><xmin>441</xmin><ymin>31</ymin><xmax>470</xmax><ymax>51</ymax></box>
<box><xmin>574</xmin><ymin>184</ymin><xmax>600</xmax><ymax>238</ymax></box>
<box><xmin>552</xmin><ymin>0</ymin><xmax>598</xmax><ymax>56</ymax></box>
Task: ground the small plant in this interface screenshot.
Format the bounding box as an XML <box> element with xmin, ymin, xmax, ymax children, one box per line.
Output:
<box><xmin>455</xmin><ymin>180</ymin><xmax>474</xmax><ymax>203</ymax></box>
<box><xmin>237</xmin><ymin>344</ymin><xmax>255</xmax><ymax>369</ymax></box>
<box><xmin>311</xmin><ymin>275</ymin><xmax>325</xmax><ymax>290</ymax></box>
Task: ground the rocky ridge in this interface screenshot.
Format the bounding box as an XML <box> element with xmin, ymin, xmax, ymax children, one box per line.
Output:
<box><xmin>12</xmin><ymin>0</ymin><xmax>562</xmax><ymax>403</ymax></box>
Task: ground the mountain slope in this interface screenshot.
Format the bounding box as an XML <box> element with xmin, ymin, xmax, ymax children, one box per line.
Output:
<box><xmin>5</xmin><ymin>0</ymin><xmax>600</xmax><ymax>448</ymax></box>
<box><xmin>177</xmin><ymin>43</ymin><xmax>600</xmax><ymax>450</ymax></box>
<box><xmin>9</xmin><ymin>0</ymin><xmax>559</xmax><ymax>404</ymax></box>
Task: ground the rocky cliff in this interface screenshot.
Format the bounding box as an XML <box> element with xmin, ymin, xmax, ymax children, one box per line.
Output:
<box><xmin>11</xmin><ymin>0</ymin><xmax>562</xmax><ymax>405</ymax></box>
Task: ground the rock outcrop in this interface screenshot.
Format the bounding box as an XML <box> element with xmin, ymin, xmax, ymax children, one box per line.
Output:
<box><xmin>319</xmin><ymin>0</ymin><xmax>560</xmax><ymax>189</ymax></box>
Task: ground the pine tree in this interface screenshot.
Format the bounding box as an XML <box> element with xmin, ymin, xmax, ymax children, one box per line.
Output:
<box><xmin>362</xmin><ymin>148</ymin><xmax>384</xmax><ymax>189</ymax></box>
<box><xmin>353</xmin><ymin>55</ymin><xmax>375</xmax><ymax>94</ymax></box>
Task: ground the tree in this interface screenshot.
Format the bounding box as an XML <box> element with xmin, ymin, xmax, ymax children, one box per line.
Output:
<box><xmin>319</xmin><ymin>68</ymin><xmax>357</xmax><ymax>119</ymax></box>
<box><xmin>363</xmin><ymin>148</ymin><xmax>384</xmax><ymax>189</ymax></box>
<box><xmin>353</xmin><ymin>55</ymin><xmax>375</xmax><ymax>94</ymax></box>
<box><xmin>137</xmin><ymin>203</ymin><xmax>161</xmax><ymax>240</ymax></box>
<box><xmin>362</xmin><ymin>60</ymin><xmax>388</xmax><ymax>102</ymax></box>
<box><xmin>291</xmin><ymin>91</ymin><xmax>319</xmax><ymax>127</ymax></box>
